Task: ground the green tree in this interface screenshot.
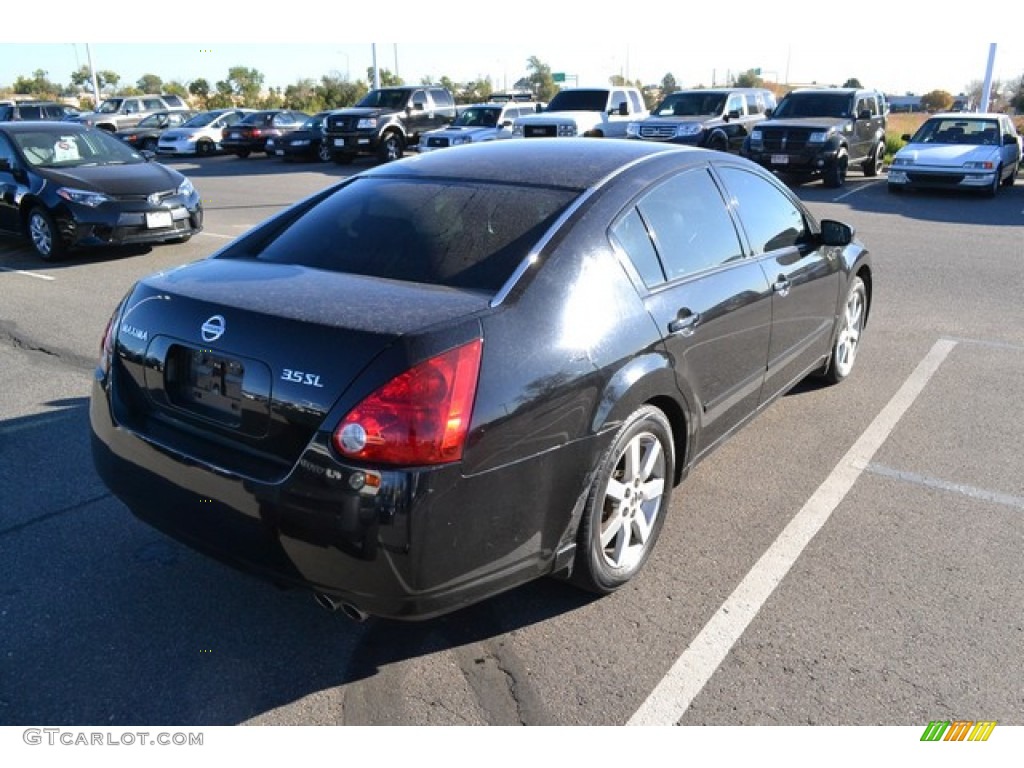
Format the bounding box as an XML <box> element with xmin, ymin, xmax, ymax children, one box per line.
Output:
<box><xmin>1010</xmin><ymin>74</ymin><xmax>1024</xmax><ymax>112</ymax></box>
<box><xmin>224</xmin><ymin>66</ymin><xmax>264</xmax><ymax>106</ymax></box>
<box><xmin>734</xmin><ymin>69</ymin><xmax>764</xmax><ymax>88</ymax></box>
<box><xmin>920</xmin><ymin>89</ymin><xmax>954</xmax><ymax>112</ymax></box>
<box><xmin>137</xmin><ymin>73</ymin><xmax>163</xmax><ymax>93</ymax></box>
<box><xmin>13</xmin><ymin>69</ymin><xmax>61</xmax><ymax>97</ymax></box>
<box><xmin>163</xmin><ymin>80</ymin><xmax>189</xmax><ymax>99</ymax></box>
<box><xmin>843</xmin><ymin>78</ymin><xmax>863</xmax><ymax>89</ymax></box>
<box><xmin>98</xmin><ymin>70</ymin><xmax>120</xmax><ymax>93</ymax></box>
<box><xmin>209</xmin><ymin>79</ymin><xmax>236</xmax><ymax>109</ymax></box>
<box><xmin>189</xmin><ymin>78</ymin><xmax>210</xmax><ymax>108</ymax></box>
<box><xmin>526</xmin><ymin>56</ymin><xmax>556</xmax><ymax>102</ymax></box>
<box><xmin>457</xmin><ymin>79</ymin><xmax>493</xmax><ymax>104</ymax></box>
<box><xmin>317</xmin><ymin>74</ymin><xmax>366</xmax><ymax>108</ymax></box>
<box><xmin>660</xmin><ymin>73</ymin><xmax>679</xmax><ymax>95</ymax></box>
<box><xmin>438</xmin><ymin>75</ymin><xmax>457</xmax><ymax>93</ymax></box>
<box><xmin>367</xmin><ymin>67</ymin><xmax>403</xmax><ymax>87</ymax></box>
<box><xmin>283</xmin><ymin>78</ymin><xmax>323</xmax><ymax>112</ymax></box>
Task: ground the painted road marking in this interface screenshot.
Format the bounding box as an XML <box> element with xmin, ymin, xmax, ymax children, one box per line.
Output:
<box><xmin>628</xmin><ymin>338</ymin><xmax>957</xmax><ymax>726</ymax></box>
<box><xmin>862</xmin><ymin>463</ymin><xmax>1024</xmax><ymax>511</ymax></box>
<box><xmin>0</xmin><ymin>266</ymin><xmax>55</xmax><ymax>281</ymax></box>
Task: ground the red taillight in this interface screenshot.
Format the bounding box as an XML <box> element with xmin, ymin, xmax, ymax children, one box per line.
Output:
<box><xmin>333</xmin><ymin>339</ymin><xmax>483</xmax><ymax>466</ymax></box>
<box><xmin>251</xmin><ymin>128</ymin><xmax>262</xmax><ymax>136</ymax></box>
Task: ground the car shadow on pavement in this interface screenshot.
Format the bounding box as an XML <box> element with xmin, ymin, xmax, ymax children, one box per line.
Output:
<box><xmin>0</xmin><ymin>400</ymin><xmax>598</xmax><ymax>726</ymax></box>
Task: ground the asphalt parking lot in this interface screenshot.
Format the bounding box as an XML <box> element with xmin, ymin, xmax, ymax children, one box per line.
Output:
<box><xmin>1</xmin><ymin>152</ymin><xmax>1022</xmax><ymax>727</ymax></box>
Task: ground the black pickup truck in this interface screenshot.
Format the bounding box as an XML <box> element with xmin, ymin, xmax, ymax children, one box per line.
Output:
<box><xmin>324</xmin><ymin>86</ymin><xmax>457</xmax><ymax>164</ymax></box>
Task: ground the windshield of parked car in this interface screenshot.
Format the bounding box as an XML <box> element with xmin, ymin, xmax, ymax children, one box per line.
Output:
<box><xmin>911</xmin><ymin>118</ymin><xmax>1001</xmax><ymax>145</ymax></box>
<box><xmin>545</xmin><ymin>90</ymin><xmax>610</xmax><ymax>112</ymax></box>
<box><xmin>182</xmin><ymin>111</ymin><xmax>225</xmax><ymax>127</ymax></box>
<box><xmin>356</xmin><ymin>90</ymin><xmax>410</xmax><ymax>109</ymax></box>
<box><xmin>653</xmin><ymin>92</ymin><xmax>727</xmax><ymax>117</ymax></box>
<box><xmin>96</xmin><ymin>99</ymin><xmax>124</xmax><ymax>114</ymax></box>
<box><xmin>772</xmin><ymin>93</ymin><xmax>853</xmax><ymax>119</ymax></box>
<box><xmin>136</xmin><ymin>113</ymin><xmax>169</xmax><ymax>128</ymax></box>
<box><xmin>454</xmin><ymin>107</ymin><xmax>501</xmax><ymax>127</ymax></box>
<box><xmin>241</xmin><ymin>178</ymin><xmax>578</xmax><ymax>292</ymax></box>
<box><xmin>13</xmin><ymin>129</ymin><xmax>144</xmax><ymax>168</ymax></box>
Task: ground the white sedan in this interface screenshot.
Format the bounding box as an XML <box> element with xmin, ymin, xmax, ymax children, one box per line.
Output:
<box><xmin>888</xmin><ymin>112</ymin><xmax>1021</xmax><ymax>196</ymax></box>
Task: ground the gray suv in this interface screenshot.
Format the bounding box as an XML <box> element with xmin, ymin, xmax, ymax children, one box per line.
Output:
<box><xmin>70</xmin><ymin>95</ymin><xmax>188</xmax><ymax>133</ymax></box>
<box><xmin>742</xmin><ymin>88</ymin><xmax>888</xmax><ymax>187</ymax></box>
<box><xmin>626</xmin><ymin>88</ymin><xmax>776</xmax><ymax>152</ymax></box>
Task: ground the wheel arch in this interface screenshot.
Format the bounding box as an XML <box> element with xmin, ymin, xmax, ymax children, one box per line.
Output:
<box><xmin>590</xmin><ymin>352</ymin><xmax>693</xmax><ymax>487</ymax></box>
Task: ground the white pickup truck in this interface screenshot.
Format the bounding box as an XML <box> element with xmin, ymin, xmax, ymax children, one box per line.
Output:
<box><xmin>512</xmin><ymin>87</ymin><xmax>647</xmax><ymax>139</ymax></box>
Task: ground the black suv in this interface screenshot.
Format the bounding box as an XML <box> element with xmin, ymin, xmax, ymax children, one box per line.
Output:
<box><xmin>627</xmin><ymin>88</ymin><xmax>776</xmax><ymax>152</ymax></box>
<box><xmin>323</xmin><ymin>86</ymin><xmax>456</xmax><ymax>164</ymax></box>
<box><xmin>742</xmin><ymin>88</ymin><xmax>887</xmax><ymax>187</ymax></box>
<box><xmin>0</xmin><ymin>101</ymin><xmax>81</xmax><ymax>121</ymax></box>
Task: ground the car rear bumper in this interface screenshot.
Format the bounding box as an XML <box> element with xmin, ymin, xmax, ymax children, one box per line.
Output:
<box><xmin>90</xmin><ymin>372</ymin><xmax>593</xmax><ymax>620</ymax></box>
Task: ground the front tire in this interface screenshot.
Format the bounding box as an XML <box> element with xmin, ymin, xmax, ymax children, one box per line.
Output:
<box><xmin>820</xmin><ymin>276</ymin><xmax>867</xmax><ymax>384</ymax></box>
<box><xmin>572</xmin><ymin>405</ymin><xmax>674</xmax><ymax>594</ymax></box>
<box><xmin>196</xmin><ymin>139</ymin><xmax>215</xmax><ymax>157</ymax></box>
<box><xmin>822</xmin><ymin>151</ymin><xmax>848</xmax><ymax>188</ymax></box>
<box><xmin>27</xmin><ymin>208</ymin><xmax>67</xmax><ymax>261</ymax></box>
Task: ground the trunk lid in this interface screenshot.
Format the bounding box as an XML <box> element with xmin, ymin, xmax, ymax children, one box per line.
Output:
<box><xmin>112</xmin><ymin>258</ymin><xmax>489</xmax><ymax>480</ymax></box>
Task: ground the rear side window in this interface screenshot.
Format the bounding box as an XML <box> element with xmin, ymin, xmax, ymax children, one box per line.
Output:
<box><xmin>610</xmin><ymin>208</ymin><xmax>665</xmax><ymax>288</ymax></box>
<box><xmin>247</xmin><ymin>178</ymin><xmax>578</xmax><ymax>292</ymax></box>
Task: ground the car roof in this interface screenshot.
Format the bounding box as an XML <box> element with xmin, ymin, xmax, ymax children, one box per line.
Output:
<box><xmin>928</xmin><ymin>112</ymin><xmax>1004</xmax><ymax>120</ymax></box>
<box><xmin>0</xmin><ymin>120</ymin><xmax>91</xmax><ymax>134</ymax></box>
<box><xmin>364</xmin><ymin>137</ymin><xmax>699</xmax><ymax>190</ymax></box>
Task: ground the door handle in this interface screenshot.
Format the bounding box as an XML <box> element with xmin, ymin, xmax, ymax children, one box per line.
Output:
<box><xmin>668</xmin><ymin>310</ymin><xmax>700</xmax><ymax>336</ymax></box>
<box><xmin>773</xmin><ymin>277</ymin><xmax>792</xmax><ymax>297</ymax></box>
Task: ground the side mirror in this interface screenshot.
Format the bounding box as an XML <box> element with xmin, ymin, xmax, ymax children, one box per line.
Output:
<box><xmin>727</xmin><ymin>109</ymin><xmax>741</xmax><ymax>120</ymax></box>
<box><xmin>857</xmin><ymin>109</ymin><xmax>872</xmax><ymax>121</ymax></box>
<box><xmin>820</xmin><ymin>219</ymin><xmax>853</xmax><ymax>247</ymax></box>
<box><xmin>501</xmin><ymin>119</ymin><xmax>512</xmax><ymax>127</ymax></box>
<box><xmin>764</xmin><ymin>108</ymin><xmax>773</xmax><ymax>118</ymax></box>
<box><xmin>0</xmin><ymin>158</ymin><xmax>11</xmax><ymax>172</ymax></box>
<box><xmin>412</xmin><ymin>101</ymin><xmax>425</xmax><ymax>111</ymax></box>
<box><xmin>901</xmin><ymin>133</ymin><xmax>912</xmax><ymax>142</ymax></box>
<box><xmin>618</xmin><ymin>102</ymin><xmax>629</xmax><ymax>116</ymax></box>
<box><xmin>1003</xmin><ymin>134</ymin><xmax>1018</xmax><ymax>146</ymax></box>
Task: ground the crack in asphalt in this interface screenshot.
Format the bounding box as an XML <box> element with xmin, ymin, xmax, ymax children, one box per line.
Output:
<box><xmin>0</xmin><ymin>492</ymin><xmax>112</xmax><ymax>538</ymax></box>
<box><xmin>0</xmin><ymin>323</ymin><xmax>96</xmax><ymax>371</ymax></box>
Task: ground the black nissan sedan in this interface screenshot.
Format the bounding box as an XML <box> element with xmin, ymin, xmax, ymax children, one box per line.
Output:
<box><xmin>90</xmin><ymin>139</ymin><xmax>872</xmax><ymax>621</ymax></box>
<box><xmin>0</xmin><ymin>122</ymin><xmax>203</xmax><ymax>260</ymax></box>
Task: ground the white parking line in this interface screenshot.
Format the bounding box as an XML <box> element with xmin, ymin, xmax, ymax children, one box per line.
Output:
<box><xmin>863</xmin><ymin>463</ymin><xmax>1024</xmax><ymax>511</ymax></box>
<box><xmin>627</xmin><ymin>338</ymin><xmax>957</xmax><ymax>726</ymax></box>
<box><xmin>0</xmin><ymin>266</ymin><xmax>55</xmax><ymax>281</ymax></box>
<box><xmin>198</xmin><ymin>231</ymin><xmax>236</xmax><ymax>240</ymax></box>
<box><xmin>831</xmin><ymin>180</ymin><xmax>883</xmax><ymax>203</ymax></box>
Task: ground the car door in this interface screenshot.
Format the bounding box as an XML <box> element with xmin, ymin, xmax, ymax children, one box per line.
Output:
<box><xmin>611</xmin><ymin>166</ymin><xmax>773</xmax><ymax>458</ymax></box>
<box><xmin>716</xmin><ymin>165</ymin><xmax>841</xmax><ymax>401</ymax></box>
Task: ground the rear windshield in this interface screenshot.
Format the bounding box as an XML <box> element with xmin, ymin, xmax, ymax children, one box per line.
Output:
<box><xmin>244</xmin><ymin>177</ymin><xmax>578</xmax><ymax>292</ymax></box>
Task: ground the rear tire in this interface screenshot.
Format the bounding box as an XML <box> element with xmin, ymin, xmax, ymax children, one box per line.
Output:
<box><xmin>196</xmin><ymin>140</ymin><xmax>215</xmax><ymax>157</ymax></box>
<box><xmin>376</xmin><ymin>132</ymin><xmax>404</xmax><ymax>163</ymax></box>
<box><xmin>862</xmin><ymin>142</ymin><xmax>883</xmax><ymax>177</ymax></box>
<box><xmin>235</xmin><ymin>150</ymin><xmax>251</xmax><ymax>159</ymax></box>
<box><xmin>571</xmin><ymin>405</ymin><xmax>674</xmax><ymax>594</ymax></box>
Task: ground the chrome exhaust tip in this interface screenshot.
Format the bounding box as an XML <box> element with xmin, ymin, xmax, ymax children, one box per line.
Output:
<box><xmin>313</xmin><ymin>592</ymin><xmax>369</xmax><ymax>623</ymax></box>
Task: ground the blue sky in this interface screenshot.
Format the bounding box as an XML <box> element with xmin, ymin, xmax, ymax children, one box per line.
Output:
<box><xmin>3</xmin><ymin>5</ymin><xmax>1021</xmax><ymax>98</ymax></box>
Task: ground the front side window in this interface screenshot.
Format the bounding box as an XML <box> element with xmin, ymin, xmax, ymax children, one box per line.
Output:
<box><xmin>718</xmin><ymin>167</ymin><xmax>808</xmax><ymax>253</ymax></box>
<box><xmin>635</xmin><ymin>169</ymin><xmax>744</xmax><ymax>282</ymax></box>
